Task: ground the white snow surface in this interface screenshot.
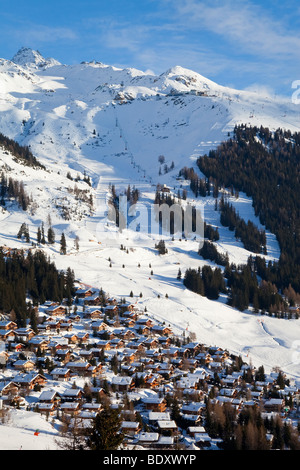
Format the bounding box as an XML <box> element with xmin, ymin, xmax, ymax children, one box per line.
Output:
<box><xmin>0</xmin><ymin>48</ymin><xmax>300</xmax><ymax>448</ymax></box>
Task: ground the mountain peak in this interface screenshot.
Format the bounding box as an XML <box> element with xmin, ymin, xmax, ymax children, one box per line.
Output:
<box><xmin>11</xmin><ymin>47</ymin><xmax>60</xmax><ymax>69</ymax></box>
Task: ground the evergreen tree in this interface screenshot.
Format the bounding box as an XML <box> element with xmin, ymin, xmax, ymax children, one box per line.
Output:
<box><xmin>88</xmin><ymin>406</ymin><xmax>124</xmax><ymax>450</ymax></box>
<box><xmin>60</xmin><ymin>233</ymin><xmax>67</xmax><ymax>255</ymax></box>
<box><xmin>47</xmin><ymin>226</ymin><xmax>55</xmax><ymax>244</ymax></box>
<box><xmin>37</xmin><ymin>226</ymin><xmax>42</xmax><ymax>244</ymax></box>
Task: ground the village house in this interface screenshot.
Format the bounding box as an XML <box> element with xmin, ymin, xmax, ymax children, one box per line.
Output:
<box><xmin>263</xmin><ymin>398</ymin><xmax>285</xmax><ymax>413</ymax></box>
<box><xmin>51</xmin><ymin>367</ymin><xmax>72</xmax><ymax>381</ymax></box>
<box><xmin>157</xmin><ymin>420</ymin><xmax>178</xmax><ymax>437</ymax></box>
<box><xmin>60</xmin><ymin>401</ymin><xmax>81</xmax><ymax>415</ymax></box>
<box><xmin>136</xmin><ymin>432</ymin><xmax>160</xmax><ymax>448</ymax></box>
<box><xmin>84</xmin><ymin>308</ymin><xmax>103</xmax><ymax>320</ymax></box>
<box><xmin>55</xmin><ymin>349</ymin><xmax>73</xmax><ymax>363</ymax></box>
<box><xmin>0</xmin><ymin>329</ymin><xmax>16</xmax><ymax>342</ymax></box>
<box><xmin>13</xmin><ymin>359</ymin><xmax>35</xmax><ymax>372</ymax></box>
<box><xmin>38</xmin><ymin>390</ymin><xmax>60</xmax><ymax>404</ymax></box>
<box><xmin>28</xmin><ymin>337</ymin><xmax>49</xmax><ymax>353</ymax></box>
<box><xmin>75</xmin><ymin>287</ymin><xmax>96</xmax><ymax>298</ymax></box>
<box><xmin>45</xmin><ymin>305</ymin><xmax>67</xmax><ymax>316</ymax></box>
<box><xmin>142</xmin><ymin>396</ymin><xmax>167</xmax><ymax>412</ymax></box>
<box><xmin>65</xmin><ymin>361</ymin><xmax>94</xmax><ymax>376</ymax></box>
<box><xmin>121</xmin><ymin>421</ymin><xmax>142</xmax><ymax>437</ymax></box>
<box><xmin>37</xmin><ymin>402</ymin><xmax>57</xmax><ymax>416</ymax></box>
<box><xmin>13</xmin><ymin>373</ymin><xmax>47</xmax><ymax>392</ymax></box>
<box><xmin>14</xmin><ymin>327</ymin><xmax>36</xmax><ymax>343</ymax></box>
<box><xmin>0</xmin><ymin>381</ymin><xmax>20</xmax><ymax>403</ymax></box>
<box><xmin>151</xmin><ymin>325</ymin><xmax>173</xmax><ymax>336</ymax></box>
<box><xmin>36</xmin><ymin>323</ymin><xmax>52</xmax><ymax>334</ymax></box>
<box><xmin>0</xmin><ymin>321</ymin><xmax>18</xmax><ymax>330</ymax></box>
<box><xmin>60</xmin><ymin>388</ymin><xmax>83</xmax><ymax>403</ymax></box>
<box><xmin>111</xmin><ymin>375</ymin><xmax>135</xmax><ymax>392</ymax></box>
<box><xmin>181</xmin><ymin>402</ymin><xmax>206</xmax><ymax>417</ymax></box>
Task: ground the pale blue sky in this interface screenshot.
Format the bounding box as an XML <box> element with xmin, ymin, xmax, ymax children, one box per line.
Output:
<box><xmin>1</xmin><ymin>0</ymin><xmax>299</xmax><ymax>95</ymax></box>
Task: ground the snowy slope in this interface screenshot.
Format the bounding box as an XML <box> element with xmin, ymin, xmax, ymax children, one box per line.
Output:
<box><xmin>0</xmin><ymin>47</ymin><xmax>300</xmax><ymax>385</ymax></box>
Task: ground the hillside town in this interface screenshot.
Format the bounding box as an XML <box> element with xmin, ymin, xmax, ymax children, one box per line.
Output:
<box><xmin>0</xmin><ymin>280</ymin><xmax>300</xmax><ymax>450</ymax></box>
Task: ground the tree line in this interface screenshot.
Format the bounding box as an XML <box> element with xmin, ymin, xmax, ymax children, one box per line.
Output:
<box><xmin>183</xmin><ymin>266</ymin><xmax>226</xmax><ymax>300</ymax></box>
<box><xmin>0</xmin><ymin>132</ymin><xmax>45</xmax><ymax>169</ymax></box>
<box><xmin>0</xmin><ymin>172</ymin><xmax>32</xmax><ymax>210</ymax></box>
<box><xmin>218</xmin><ymin>197</ymin><xmax>267</xmax><ymax>254</ymax></box>
<box><xmin>0</xmin><ymin>249</ymin><xmax>75</xmax><ymax>326</ymax></box>
<box><xmin>197</xmin><ymin>124</ymin><xmax>300</xmax><ymax>294</ymax></box>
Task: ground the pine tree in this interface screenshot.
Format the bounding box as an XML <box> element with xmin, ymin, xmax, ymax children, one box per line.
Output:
<box><xmin>41</xmin><ymin>222</ymin><xmax>45</xmax><ymax>244</ymax></box>
<box><xmin>37</xmin><ymin>226</ymin><xmax>42</xmax><ymax>244</ymax></box>
<box><xmin>47</xmin><ymin>226</ymin><xmax>55</xmax><ymax>244</ymax></box>
<box><xmin>60</xmin><ymin>233</ymin><xmax>67</xmax><ymax>255</ymax></box>
<box><xmin>88</xmin><ymin>406</ymin><xmax>124</xmax><ymax>450</ymax></box>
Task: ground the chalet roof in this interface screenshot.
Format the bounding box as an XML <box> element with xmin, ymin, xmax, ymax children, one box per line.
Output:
<box><xmin>38</xmin><ymin>403</ymin><xmax>56</xmax><ymax>410</ymax></box>
<box><xmin>181</xmin><ymin>402</ymin><xmax>206</xmax><ymax>412</ymax></box>
<box><xmin>14</xmin><ymin>372</ymin><xmax>46</xmax><ymax>384</ymax></box>
<box><xmin>0</xmin><ymin>381</ymin><xmax>19</xmax><ymax>392</ymax></box>
<box><xmin>148</xmin><ymin>411</ymin><xmax>171</xmax><ymax>421</ymax></box>
<box><xmin>82</xmin><ymin>403</ymin><xmax>102</xmax><ymax>410</ymax></box>
<box><xmin>38</xmin><ymin>390</ymin><xmax>57</xmax><ymax>401</ymax></box>
<box><xmin>51</xmin><ymin>367</ymin><xmax>71</xmax><ymax>375</ymax></box>
<box><xmin>111</xmin><ymin>376</ymin><xmax>133</xmax><ymax>385</ymax></box>
<box><xmin>61</xmin><ymin>388</ymin><xmax>82</xmax><ymax>397</ymax></box>
<box><xmin>157</xmin><ymin>420</ymin><xmax>177</xmax><ymax>429</ymax></box>
<box><xmin>138</xmin><ymin>432</ymin><xmax>159</xmax><ymax>442</ymax></box>
<box><xmin>121</xmin><ymin>421</ymin><xmax>140</xmax><ymax>429</ymax></box>
<box><xmin>13</xmin><ymin>359</ymin><xmax>35</xmax><ymax>366</ymax></box>
<box><xmin>0</xmin><ymin>321</ymin><xmax>17</xmax><ymax>327</ymax></box>
<box><xmin>156</xmin><ymin>436</ymin><xmax>174</xmax><ymax>445</ymax></box>
<box><xmin>142</xmin><ymin>396</ymin><xmax>165</xmax><ymax>404</ymax></box>
<box><xmin>0</xmin><ymin>329</ymin><xmax>15</xmax><ymax>336</ymax></box>
<box><xmin>60</xmin><ymin>402</ymin><xmax>80</xmax><ymax>409</ymax></box>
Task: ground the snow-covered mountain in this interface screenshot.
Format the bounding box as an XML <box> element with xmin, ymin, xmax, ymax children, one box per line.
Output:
<box><xmin>0</xmin><ymin>47</ymin><xmax>298</xmax><ymax>179</ymax></box>
<box><xmin>11</xmin><ymin>46</ymin><xmax>61</xmax><ymax>69</ymax></box>
<box><xmin>0</xmin><ymin>48</ymin><xmax>300</xmax><ymax>380</ymax></box>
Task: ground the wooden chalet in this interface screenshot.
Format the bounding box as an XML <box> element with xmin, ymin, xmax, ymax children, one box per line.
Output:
<box><xmin>38</xmin><ymin>390</ymin><xmax>60</xmax><ymax>404</ymax></box>
<box><xmin>0</xmin><ymin>381</ymin><xmax>20</xmax><ymax>400</ymax></box>
<box><xmin>13</xmin><ymin>359</ymin><xmax>35</xmax><ymax>371</ymax></box>
<box><xmin>0</xmin><ymin>321</ymin><xmax>17</xmax><ymax>330</ymax></box>
<box><xmin>136</xmin><ymin>317</ymin><xmax>154</xmax><ymax>328</ymax></box>
<box><xmin>28</xmin><ymin>337</ymin><xmax>50</xmax><ymax>353</ymax></box>
<box><xmin>65</xmin><ymin>361</ymin><xmax>94</xmax><ymax>376</ymax></box>
<box><xmin>51</xmin><ymin>367</ymin><xmax>72</xmax><ymax>381</ymax></box>
<box><xmin>111</xmin><ymin>375</ymin><xmax>135</xmax><ymax>392</ymax></box>
<box><xmin>45</xmin><ymin>305</ymin><xmax>67</xmax><ymax>316</ymax></box>
<box><xmin>55</xmin><ymin>349</ymin><xmax>72</xmax><ymax>364</ymax></box>
<box><xmin>263</xmin><ymin>398</ymin><xmax>285</xmax><ymax>413</ymax></box>
<box><xmin>14</xmin><ymin>373</ymin><xmax>47</xmax><ymax>391</ymax></box>
<box><xmin>142</xmin><ymin>397</ymin><xmax>167</xmax><ymax>412</ymax></box>
<box><xmin>84</xmin><ymin>309</ymin><xmax>103</xmax><ymax>320</ymax></box>
<box><xmin>75</xmin><ymin>287</ymin><xmax>96</xmax><ymax>298</ymax></box>
<box><xmin>60</xmin><ymin>402</ymin><xmax>81</xmax><ymax>415</ymax></box>
<box><xmin>37</xmin><ymin>323</ymin><xmax>52</xmax><ymax>334</ymax></box>
<box><xmin>14</xmin><ymin>327</ymin><xmax>36</xmax><ymax>342</ymax></box>
<box><xmin>121</xmin><ymin>421</ymin><xmax>142</xmax><ymax>437</ymax></box>
<box><xmin>60</xmin><ymin>388</ymin><xmax>83</xmax><ymax>402</ymax></box>
<box><xmin>37</xmin><ymin>402</ymin><xmax>57</xmax><ymax>416</ymax></box>
<box><xmin>151</xmin><ymin>325</ymin><xmax>173</xmax><ymax>336</ymax></box>
<box><xmin>0</xmin><ymin>329</ymin><xmax>16</xmax><ymax>342</ymax></box>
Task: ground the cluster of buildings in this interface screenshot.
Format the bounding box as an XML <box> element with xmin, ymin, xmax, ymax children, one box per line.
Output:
<box><xmin>0</xmin><ymin>284</ymin><xmax>299</xmax><ymax>450</ymax></box>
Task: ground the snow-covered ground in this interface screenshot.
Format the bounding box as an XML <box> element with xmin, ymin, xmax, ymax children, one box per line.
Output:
<box><xmin>0</xmin><ymin>50</ymin><xmax>300</xmax><ymax>449</ymax></box>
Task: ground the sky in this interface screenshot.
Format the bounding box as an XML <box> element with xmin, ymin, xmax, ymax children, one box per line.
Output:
<box><xmin>0</xmin><ymin>0</ymin><xmax>299</xmax><ymax>96</ymax></box>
